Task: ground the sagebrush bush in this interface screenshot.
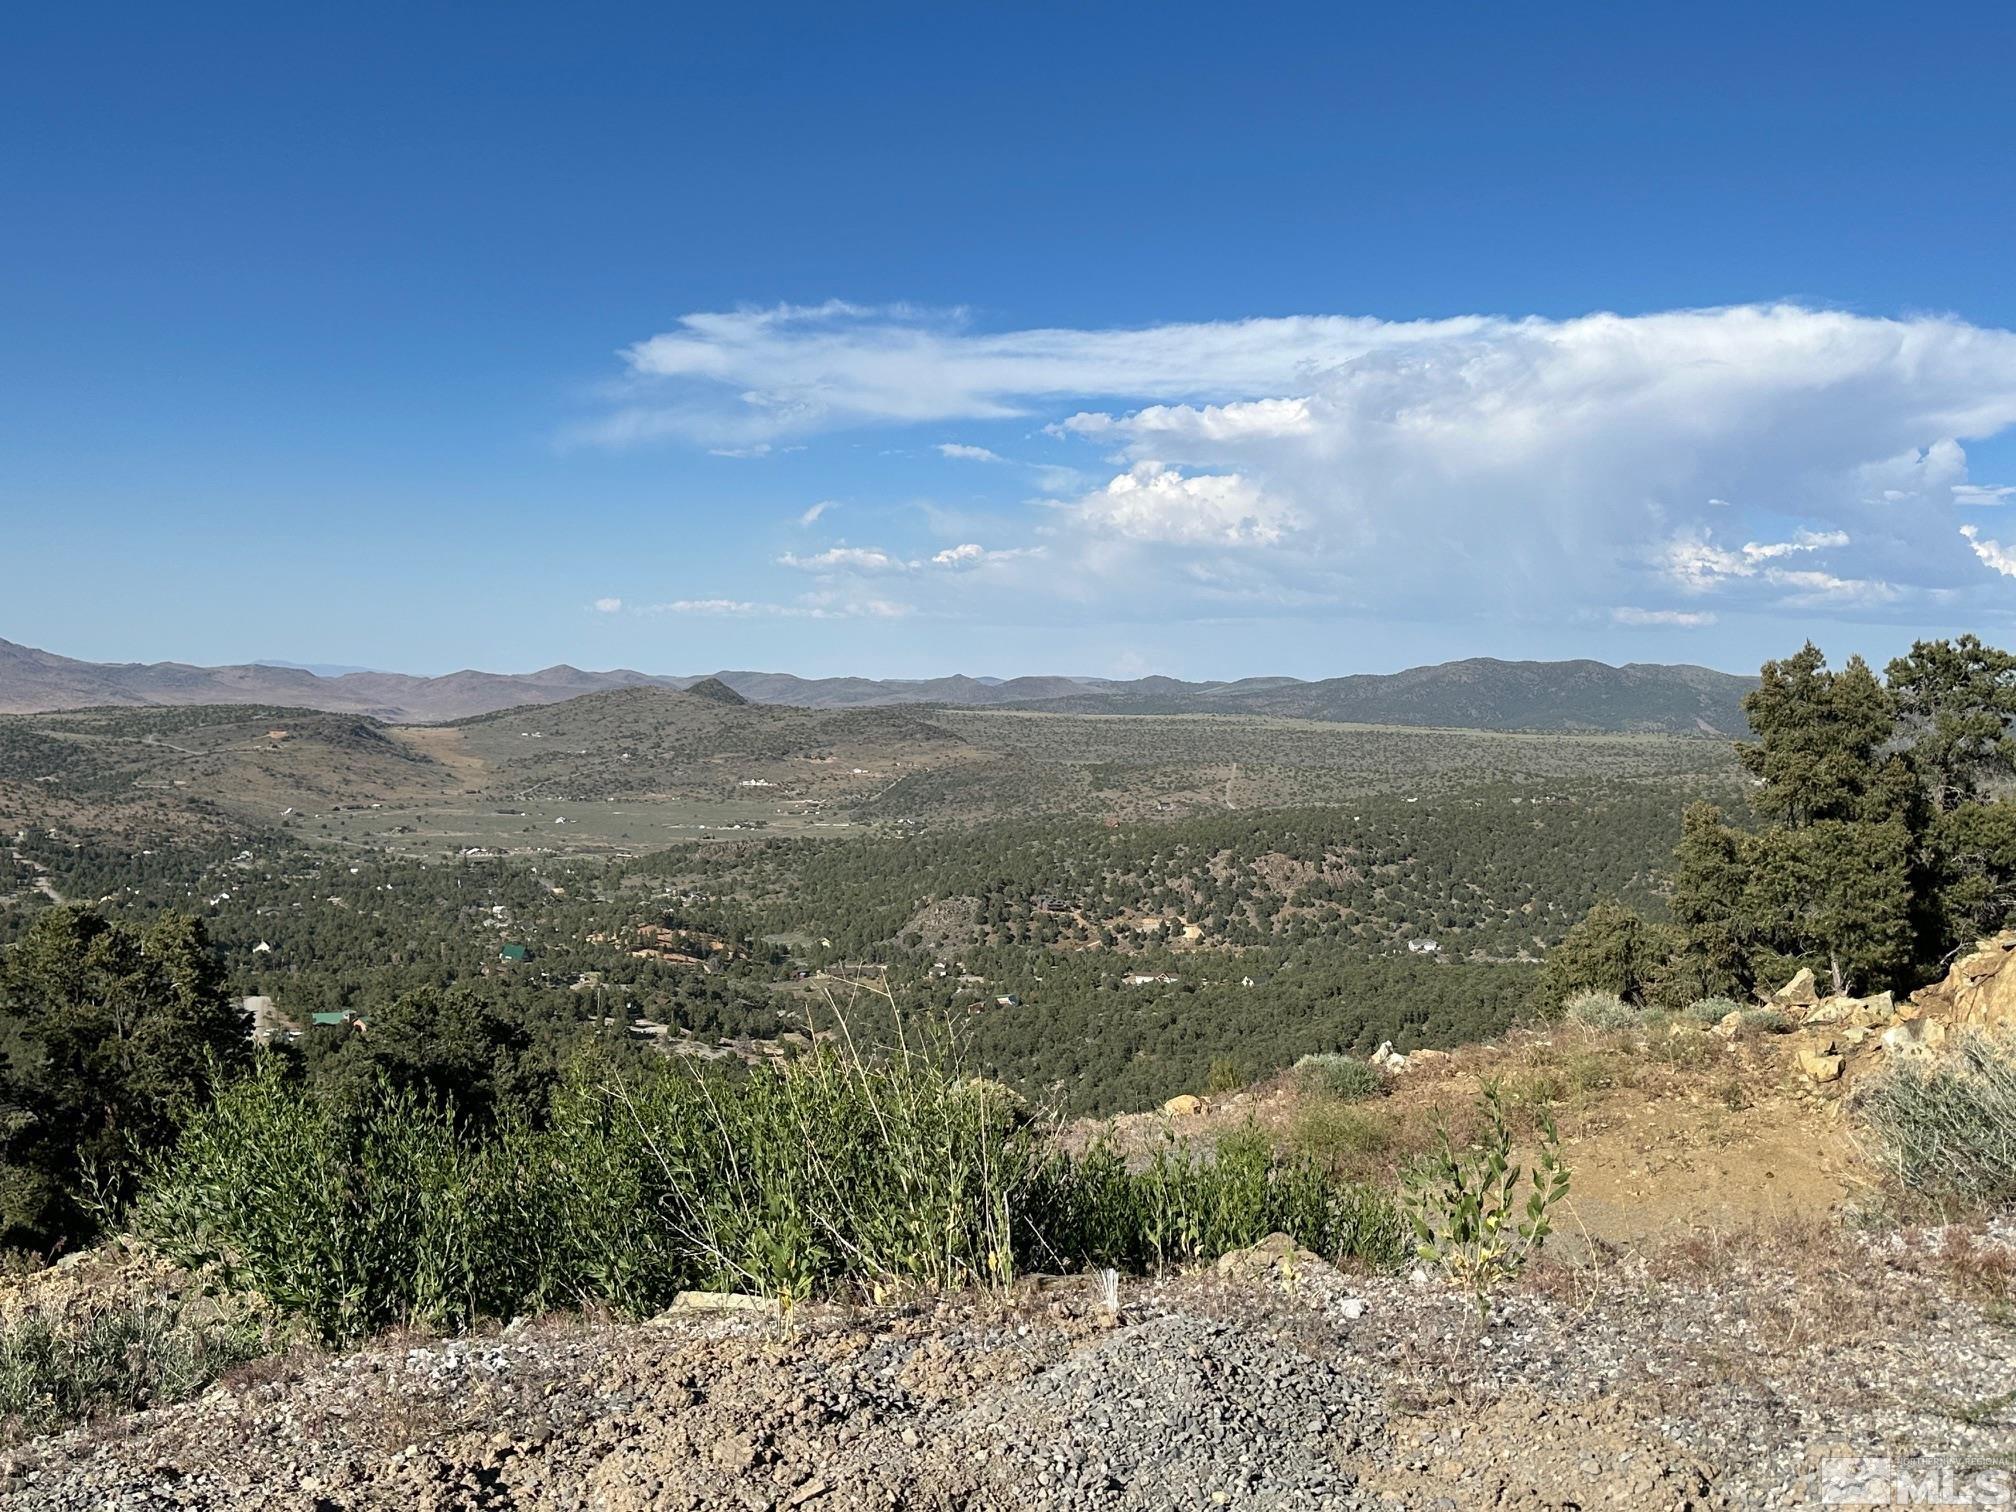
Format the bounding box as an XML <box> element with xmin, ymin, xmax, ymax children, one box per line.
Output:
<box><xmin>1562</xmin><ymin>990</ymin><xmax>1646</xmax><ymax>1030</ymax></box>
<box><xmin>1855</xmin><ymin>1034</ymin><xmax>2016</xmax><ymax>1209</ymax></box>
<box><xmin>1293</xmin><ymin>1054</ymin><xmax>1385</xmax><ymax>1101</ymax></box>
<box><xmin>140</xmin><ymin>1048</ymin><xmax>1406</xmax><ymax>1342</ymax></box>
<box><xmin>1740</xmin><ymin>1006</ymin><xmax>1792</xmax><ymax>1035</ymax></box>
<box><xmin>0</xmin><ymin>1299</ymin><xmax>276</xmax><ymax>1443</ymax></box>
<box><xmin>1680</xmin><ymin>996</ymin><xmax>1743</xmax><ymax>1026</ymax></box>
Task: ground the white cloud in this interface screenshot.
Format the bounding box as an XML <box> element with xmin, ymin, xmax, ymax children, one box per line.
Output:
<box><xmin>1656</xmin><ymin>527</ymin><xmax>1896</xmax><ymax>607</ymax></box>
<box><xmin>937</xmin><ymin>442</ymin><xmax>1004</xmax><ymax>462</ymax></box>
<box><xmin>1955</xmin><ymin>483</ymin><xmax>2016</xmax><ymax>506</ymax></box>
<box><xmin>1612</xmin><ymin>607</ymin><xmax>1716</xmax><ymax>627</ymax></box>
<box><xmin>930</xmin><ymin>542</ymin><xmax>1043</xmax><ymax>569</ymax></box>
<box><xmin>648</xmin><ymin>598</ymin><xmax>760</xmax><ymax>616</ymax></box>
<box><xmin>798</xmin><ymin>499</ymin><xmax>840</xmax><ymax>526</ymax></box>
<box><xmin>640</xmin><ymin>594</ymin><xmax>911</xmax><ymax>619</ymax></box>
<box><xmin>778</xmin><ymin>546</ymin><xmax>915</xmax><ymax>573</ymax></box>
<box><xmin>591</xmin><ymin>596</ymin><xmax>623</xmax><ymax>614</ymax></box>
<box><xmin>1739</xmin><ymin>529</ymin><xmax>1851</xmax><ymax>563</ymax></box>
<box><xmin>1074</xmin><ymin>462</ymin><xmax>1298</xmax><ymax>547</ymax></box>
<box><xmin>1961</xmin><ymin>524</ymin><xmax>2016</xmax><ymax>579</ymax></box>
<box><xmin>583</xmin><ymin>300</ymin><xmax>2016</xmax><ymax>627</ymax></box>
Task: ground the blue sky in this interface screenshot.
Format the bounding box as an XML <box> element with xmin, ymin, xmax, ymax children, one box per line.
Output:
<box><xmin>6</xmin><ymin>2</ymin><xmax>2016</xmax><ymax>680</ymax></box>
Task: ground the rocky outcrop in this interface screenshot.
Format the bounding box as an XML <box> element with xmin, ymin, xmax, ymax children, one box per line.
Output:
<box><xmin>1904</xmin><ymin>930</ymin><xmax>2016</xmax><ymax>1034</ymax></box>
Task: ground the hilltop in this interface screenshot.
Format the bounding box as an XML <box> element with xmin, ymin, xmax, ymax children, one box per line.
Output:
<box><xmin>0</xmin><ymin>638</ymin><xmax>1752</xmax><ymax>735</ymax></box>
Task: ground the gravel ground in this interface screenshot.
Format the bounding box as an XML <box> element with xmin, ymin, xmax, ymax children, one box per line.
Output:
<box><xmin>3</xmin><ymin>1223</ymin><xmax>2012</xmax><ymax>1511</ymax></box>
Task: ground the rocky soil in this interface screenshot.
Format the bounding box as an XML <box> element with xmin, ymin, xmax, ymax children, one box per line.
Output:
<box><xmin>5</xmin><ymin>1217</ymin><xmax>2012</xmax><ymax>1511</ymax></box>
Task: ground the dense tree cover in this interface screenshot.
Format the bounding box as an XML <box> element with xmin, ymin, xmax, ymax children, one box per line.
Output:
<box><xmin>1558</xmin><ymin>638</ymin><xmax>2016</xmax><ymax>1008</ymax></box>
<box><xmin>0</xmin><ymin>906</ymin><xmax>246</xmax><ymax>1250</ymax></box>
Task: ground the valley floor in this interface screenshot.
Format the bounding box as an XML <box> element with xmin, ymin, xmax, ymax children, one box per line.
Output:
<box><xmin>4</xmin><ymin>1216</ymin><xmax>2012</xmax><ymax>1511</ymax></box>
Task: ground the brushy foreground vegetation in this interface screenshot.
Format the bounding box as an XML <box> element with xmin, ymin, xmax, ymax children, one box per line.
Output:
<box><xmin>138</xmin><ymin>1046</ymin><xmax>1407</xmax><ymax>1344</ymax></box>
<box><xmin>1856</xmin><ymin>1033</ymin><xmax>2016</xmax><ymax>1209</ymax></box>
<box><xmin>0</xmin><ymin>1295</ymin><xmax>280</xmax><ymax>1443</ymax></box>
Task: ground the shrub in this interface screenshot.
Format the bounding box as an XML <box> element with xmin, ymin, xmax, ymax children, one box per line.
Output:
<box><xmin>1293</xmin><ymin>1054</ymin><xmax>1385</xmax><ymax>1101</ymax></box>
<box><xmin>141</xmin><ymin>1049</ymin><xmax>1409</xmax><ymax>1342</ymax></box>
<box><xmin>1562</xmin><ymin>990</ymin><xmax>1645</xmax><ymax>1031</ymax></box>
<box><xmin>1405</xmin><ymin>1084</ymin><xmax>1570</xmax><ymax>1322</ymax></box>
<box><xmin>1290</xmin><ymin>1100</ymin><xmax>1393</xmax><ymax>1170</ymax></box>
<box><xmin>1855</xmin><ymin>1034</ymin><xmax>2016</xmax><ymax>1209</ymax></box>
<box><xmin>0</xmin><ymin>1298</ymin><xmax>277</xmax><ymax>1443</ymax></box>
<box><xmin>1206</xmin><ymin>1056</ymin><xmax>1252</xmax><ymax>1096</ymax></box>
<box><xmin>1680</xmin><ymin>996</ymin><xmax>1743</xmax><ymax>1026</ymax></box>
<box><xmin>1739</xmin><ymin>1006</ymin><xmax>1792</xmax><ymax>1036</ymax></box>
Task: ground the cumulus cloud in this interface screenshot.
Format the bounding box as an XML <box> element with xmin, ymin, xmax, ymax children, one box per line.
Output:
<box><xmin>583</xmin><ymin>300</ymin><xmax>2016</xmax><ymax>628</ymax></box>
<box><xmin>1074</xmin><ymin>462</ymin><xmax>1298</xmax><ymax>547</ymax></box>
<box><xmin>937</xmin><ymin>442</ymin><xmax>1004</xmax><ymax>462</ymax></box>
<box><xmin>591</xmin><ymin>596</ymin><xmax>623</xmax><ymax>614</ymax></box>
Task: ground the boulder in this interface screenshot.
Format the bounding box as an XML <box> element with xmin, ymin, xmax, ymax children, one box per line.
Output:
<box><xmin>1774</xmin><ymin>967</ymin><xmax>1820</xmax><ymax>1006</ymax></box>
<box><xmin>1408</xmin><ymin>1049</ymin><xmax>1452</xmax><ymax>1068</ymax></box>
<box><xmin>1162</xmin><ymin>1093</ymin><xmax>1205</xmax><ymax>1117</ymax></box>
<box><xmin>1797</xmin><ymin>1048</ymin><xmax>1844</xmax><ymax>1084</ymax></box>
<box><xmin>1713</xmin><ymin>1010</ymin><xmax>1744</xmax><ymax>1038</ymax></box>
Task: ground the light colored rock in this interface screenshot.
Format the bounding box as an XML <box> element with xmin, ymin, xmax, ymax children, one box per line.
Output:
<box><xmin>1713</xmin><ymin>1010</ymin><xmax>1744</xmax><ymax>1038</ymax></box>
<box><xmin>1162</xmin><ymin>1093</ymin><xmax>1204</xmax><ymax>1117</ymax></box>
<box><xmin>1774</xmin><ymin>967</ymin><xmax>1820</xmax><ymax>1006</ymax></box>
<box><xmin>1408</xmin><ymin>1049</ymin><xmax>1451</xmax><ymax>1068</ymax></box>
<box><xmin>1798</xmin><ymin>1049</ymin><xmax>1844</xmax><ymax>1084</ymax></box>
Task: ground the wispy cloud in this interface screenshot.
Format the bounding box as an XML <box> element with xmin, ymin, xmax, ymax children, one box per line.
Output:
<box><xmin>798</xmin><ymin>499</ymin><xmax>840</xmax><ymax>527</ymax></box>
<box><xmin>638</xmin><ymin>594</ymin><xmax>912</xmax><ymax>620</ymax></box>
<box><xmin>778</xmin><ymin>546</ymin><xmax>915</xmax><ymax>573</ymax></box>
<box><xmin>1955</xmin><ymin>483</ymin><xmax>2016</xmax><ymax>506</ymax></box>
<box><xmin>1612</xmin><ymin>606</ymin><xmax>1716</xmax><ymax>627</ymax></box>
<box><xmin>937</xmin><ymin>442</ymin><xmax>1004</xmax><ymax>463</ymax></box>
<box><xmin>590</xmin><ymin>596</ymin><xmax>623</xmax><ymax>614</ymax></box>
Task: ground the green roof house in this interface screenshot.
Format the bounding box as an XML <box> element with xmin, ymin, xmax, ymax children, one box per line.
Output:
<box><xmin>500</xmin><ymin>942</ymin><xmax>529</xmax><ymax>963</ymax></box>
<box><xmin>310</xmin><ymin>1011</ymin><xmax>354</xmax><ymax>1028</ymax></box>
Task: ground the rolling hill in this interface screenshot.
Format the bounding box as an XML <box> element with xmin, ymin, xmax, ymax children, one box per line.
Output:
<box><xmin>0</xmin><ymin>637</ymin><xmax>1753</xmax><ymax>734</ymax></box>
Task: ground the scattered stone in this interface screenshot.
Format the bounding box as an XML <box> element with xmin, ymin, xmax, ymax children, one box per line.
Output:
<box><xmin>672</xmin><ymin>1291</ymin><xmax>782</xmax><ymax>1316</ymax></box>
<box><xmin>1160</xmin><ymin>1094</ymin><xmax>1204</xmax><ymax>1117</ymax></box>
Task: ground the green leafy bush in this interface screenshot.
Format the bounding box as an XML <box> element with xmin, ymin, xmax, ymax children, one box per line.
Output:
<box><xmin>1404</xmin><ymin>1083</ymin><xmax>1570</xmax><ymax>1322</ymax></box>
<box><xmin>140</xmin><ymin>1049</ymin><xmax>1407</xmax><ymax>1342</ymax></box>
<box><xmin>1855</xmin><ymin>1034</ymin><xmax>2016</xmax><ymax>1208</ymax></box>
<box><xmin>1293</xmin><ymin>1054</ymin><xmax>1385</xmax><ymax>1101</ymax></box>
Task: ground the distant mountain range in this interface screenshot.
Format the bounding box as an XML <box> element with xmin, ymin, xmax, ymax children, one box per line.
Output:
<box><xmin>0</xmin><ymin>636</ymin><xmax>1755</xmax><ymax>735</ymax></box>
